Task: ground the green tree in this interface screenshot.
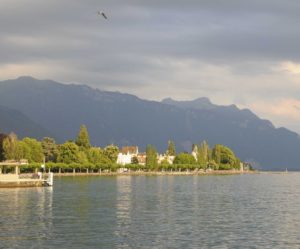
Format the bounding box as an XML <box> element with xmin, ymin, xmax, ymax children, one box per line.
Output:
<box><xmin>146</xmin><ymin>144</ymin><xmax>158</xmax><ymax>169</ymax></box>
<box><xmin>3</xmin><ymin>133</ymin><xmax>20</xmax><ymax>160</ymax></box>
<box><xmin>87</xmin><ymin>147</ymin><xmax>102</xmax><ymax>164</ymax></box>
<box><xmin>17</xmin><ymin>141</ymin><xmax>31</xmax><ymax>161</ymax></box>
<box><xmin>2</xmin><ymin>134</ymin><xmax>33</xmax><ymax>161</ymax></box>
<box><xmin>75</xmin><ymin>125</ymin><xmax>91</xmax><ymax>149</ymax></box>
<box><xmin>22</xmin><ymin>137</ymin><xmax>44</xmax><ymax>163</ymax></box>
<box><xmin>131</xmin><ymin>156</ymin><xmax>139</xmax><ymax>164</ymax></box>
<box><xmin>212</xmin><ymin>145</ymin><xmax>221</xmax><ymax>165</ymax></box>
<box><xmin>3</xmin><ymin>133</ymin><xmax>16</xmax><ymax>160</ymax></box>
<box><xmin>234</xmin><ymin>158</ymin><xmax>241</xmax><ymax>170</ymax></box>
<box><xmin>57</xmin><ymin>142</ymin><xmax>81</xmax><ymax>164</ymax></box>
<box><xmin>104</xmin><ymin>145</ymin><xmax>119</xmax><ymax>163</ymax></box>
<box><xmin>0</xmin><ymin>133</ymin><xmax>8</xmax><ymax>161</ymax></box>
<box><xmin>166</xmin><ymin>140</ymin><xmax>176</xmax><ymax>156</ymax></box>
<box><xmin>197</xmin><ymin>141</ymin><xmax>210</xmax><ymax>169</ymax></box>
<box><xmin>208</xmin><ymin>160</ymin><xmax>218</xmax><ymax>170</ymax></box>
<box><xmin>173</xmin><ymin>152</ymin><xmax>196</xmax><ymax>165</ymax></box>
<box><xmin>87</xmin><ymin>147</ymin><xmax>112</xmax><ymax>165</ymax></box>
<box><xmin>42</xmin><ymin>137</ymin><xmax>58</xmax><ymax>162</ymax></box>
<box><xmin>160</xmin><ymin>158</ymin><xmax>170</xmax><ymax>170</ymax></box>
<box><xmin>212</xmin><ymin>144</ymin><xmax>237</xmax><ymax>169</ymax></box>
<box><xmin>77</xmin><ymin>150</ymin><xmax>89</xmax><ymax>164</ymax></box>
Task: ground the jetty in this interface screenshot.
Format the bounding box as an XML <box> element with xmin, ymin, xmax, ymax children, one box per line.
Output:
<box><xmin>0</xmin><ymin>160</ymin><xmax>53</xmax><ymax>188</ymax></box>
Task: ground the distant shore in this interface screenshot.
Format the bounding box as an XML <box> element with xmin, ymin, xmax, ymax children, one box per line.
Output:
<box><xmin>52</xmin><ymin>170</ymin><xmax>257</xmax><ymax>177</ymax></box>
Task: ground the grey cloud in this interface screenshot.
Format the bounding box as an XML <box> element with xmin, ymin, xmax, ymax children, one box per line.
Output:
<box><xmin>2</xmin><ymin>0</ymin><xmax>300</xmax><ymax>65</ymax></box>
<box><xmin>1</xmin><ymin>0</ymin><xmax>300</xmax><ymax>132</ymax></box>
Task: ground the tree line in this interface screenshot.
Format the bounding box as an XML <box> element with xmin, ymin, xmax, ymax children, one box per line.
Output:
<box><xmin>145</xmin><ymin>140</ymin><xmax>241</xmax><ymax>171</ymax></box>
<box><xmin>0</xmin><ymin>125</ymin><xmax>243</xmax><ymax>173</ymax></box>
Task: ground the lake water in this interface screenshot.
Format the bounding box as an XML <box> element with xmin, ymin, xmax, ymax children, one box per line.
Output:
<box><xmin>1</xmin><ymin>174</ymin><xmax>300</xmax><ymax>248</ymax></box>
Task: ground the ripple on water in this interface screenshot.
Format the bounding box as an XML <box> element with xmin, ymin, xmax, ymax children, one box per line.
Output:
<box><xmin>0</xmin><ymin>174</ymin><xmax>300</xmax><ymax>248</ymax></box>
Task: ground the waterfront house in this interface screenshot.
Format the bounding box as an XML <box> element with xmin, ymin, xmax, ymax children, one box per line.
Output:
<box><xmin>137</xmin><ymin>153</ymin><xmax>146</xmax><ymax>165</ymax></box>
<box><xmin>157</xmin><ymin>154</ymin><xmax>175</xmax><ymax>165</ymax></box>
<box><xmin>117</xmin><ymin>146</ymin><xmax>139</xmax><ymax>165</ymax></box>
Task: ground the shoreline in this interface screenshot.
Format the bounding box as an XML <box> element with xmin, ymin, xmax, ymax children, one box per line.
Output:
<box><xmin>52</xmin><ymin>170</ymin><xmax>257</xmax><ymax>177</ymax></box>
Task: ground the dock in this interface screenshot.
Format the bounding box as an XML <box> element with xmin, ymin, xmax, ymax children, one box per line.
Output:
<box><xmin>0</xmin><ymin>160</ymin><xmax>53</xmax><ymax>188</ymax></box>
<box><xmin>0</xmin><ymin>176</ymin><xmax>47</xmax><ymax>188</ymax></box>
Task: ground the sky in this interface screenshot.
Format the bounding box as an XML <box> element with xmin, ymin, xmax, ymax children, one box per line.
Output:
<box><xmin>1</xmin><ymin>0</ymin><xmax>300</xmax><ymax>133</ymax></box>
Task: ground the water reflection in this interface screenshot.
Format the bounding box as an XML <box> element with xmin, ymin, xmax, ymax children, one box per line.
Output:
<box><xmin>115</xmin><ymin>176</ymin><xmax>132</xmax><ymax>248</ymax></box>
<box><xmin>1</xmin><ymin>174</ymin><xmax>300</xmax><ymax>248</ymax></box>
<box><xmin>0</xmin><ymin>187</ymin><xmax>53</xmax><ymax>248</ymax></box>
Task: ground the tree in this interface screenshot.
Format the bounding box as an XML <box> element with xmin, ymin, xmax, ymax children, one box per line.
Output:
<box><xmin>160</xmin><ymin>158</ymin><xmax>170</xmax><ymax>167</ymax></box>
<box><xmin>75</xmin><ymin>125</ymin><xmax>91</xmax><ymax>149</ymax></box>
<box><xmin>22</xmin><ymin>137</ymin><xmax>44</xmax><ymax>163</ymax></box>
<box><xmin>17</xmin><ymin>141</ymin><xmax>31</xmax><ymax>161</ymax></box>
<box><xmin>42</xmin><ymin>137</ymin><xmax>58</xmax><ymax>162</ymax></box>
<box><xmin>166</xmin><ymin>140</ymin><xmax>176</xmax><ymax>156</ymax></box>
<box><xmin>212</xmin><ymin>144</ymin><xmax>237</xmax><ymax>169</ymax></box>
<box><xmin>77</xmin><ymin>151</ymin><xmax>89</xmax><ymax>164</ymax></box>
<box><xmin>197</xmin><ymin>141</ymin><xmax>210</xmax><ymax>169</ymax></box>
<box><xmin>0</xmin><ymin>133</ymin><xmax>8</xmax><ymax>161</ymax></box>
<box><xmin>57</xmin><ymin>142</ymin><xmax>81</xmax><ymax>164</ymax></box>
<box><xmin>173</xmin><ymin>152</ymin><xmax>196</xmax><ymax>165</ymax></box>
<box><xmin>234</xmin><ymin>158</ymin><xmax>241</xmax><ymax>170</ymax></box>
<box><xmin>146</xmin><ymin>144</ymin><xmax>158</xmax><ymax>169</ymax></box>
<box><xmin>86</xmin><ymin>147</ymin><xmax>111</xmax><ymax>165</ymax></box>
<box><xmin>87</xmin><ymin>147</ymin><xmax>102</xmax><ymax>164</ymax></box>
<box><xmin>131</xmin><ymin>156</ymin><xmax>139</xmax><ymax>164</ymax></box>
<box><xmin>212</xmin><ymin>145</ymin><xmax>221</xmax><ymax>165</ymax></box>
<box><xmin>104</xmin><ymin>145</ymin><xmax>119</xmax><ymax>163</ymax></box>
<box><xmin>2</xmin><ymin>134</ymin><xmax>32</xmax><ymax>161</ymax></box>
<box><xmin>3</xmin><ymin>133</ymin><xmax>19</xmax><ymax>160</ymax></box>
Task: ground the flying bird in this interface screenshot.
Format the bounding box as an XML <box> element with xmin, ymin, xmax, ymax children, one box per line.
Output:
<box><xmin>98</xmin><ymin>11</ymin><xmax>108</xmax><ymax>20</ymax></box>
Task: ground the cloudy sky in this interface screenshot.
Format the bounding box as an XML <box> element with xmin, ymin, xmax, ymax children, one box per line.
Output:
<box><xmin>1</xmin><ymin>0</ymin><xmax>300</xmax><ymax>133</ymax></box>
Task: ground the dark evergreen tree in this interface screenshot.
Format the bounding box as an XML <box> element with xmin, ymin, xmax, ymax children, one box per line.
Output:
<box><xmin>131</xmin><ymin>156</ymin><xmax>139</xmax><ymax>164</ymax></box>
<box><xmin>166</xmin><ymin>140</ymin><xmax>176</xmax><ymax>156</ymax></box>
<box><xmin>75</xmin><ymin>125</ymin><xmax>91</xmax><ymax>149</ymax></box>
<box><xmin>0</xmin><ymin>133</ymin><xmax>8</xmax><ymax>161</ymax></box>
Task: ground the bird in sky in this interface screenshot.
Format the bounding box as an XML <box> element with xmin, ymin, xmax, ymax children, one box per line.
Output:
<box><xmin>98</xmin><ymin>11</ymin><xmax>108</xmax><ymax>20</ymax></box>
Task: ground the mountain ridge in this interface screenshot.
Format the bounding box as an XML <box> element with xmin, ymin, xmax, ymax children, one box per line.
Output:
<box><xmin>0</xmin><ymin>76</ymin><xmax>299</xmax><ymax>170</ymax></box>
<box><xmin>0</xmin><ymin>104</ymin><xmax>50</xmax><ymax>139</ymax></box>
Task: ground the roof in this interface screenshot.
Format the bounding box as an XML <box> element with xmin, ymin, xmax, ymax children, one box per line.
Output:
<box><xmin>0</xmin><ymin>159</ymin><xmax>29</xmax><ymax>166</ymax></box>
<box><xmin>121</xmin><ymin>146</ymin><xmax>138</xmax><ymax>155</ymax></box>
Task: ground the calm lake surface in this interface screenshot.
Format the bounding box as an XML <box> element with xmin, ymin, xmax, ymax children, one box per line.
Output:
<box><xmin>1</xmin><ymin>174</ymin><xmax>300</xmax><ymax>248</ymax></box>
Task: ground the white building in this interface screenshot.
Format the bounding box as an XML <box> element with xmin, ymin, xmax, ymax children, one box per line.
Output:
<box><xmin>117</xmin><ymin>146</ymin><xmax>139</xmax><ymax>165</ymax></box>
<box><xmin>191</xmin><ymin>144</ymin><xmax>199</xmax><ymax>161</ymax></box>
<box><xmin>157</xmin><ymin>154</ymin><xmax>175</xmax><ymax>165</ymax></box>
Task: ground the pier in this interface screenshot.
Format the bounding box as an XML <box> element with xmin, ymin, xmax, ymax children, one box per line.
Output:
<box><xmin>0</xmin><ymin>160</ymin><xmax>53</xmax><ymax>188</ymax></box>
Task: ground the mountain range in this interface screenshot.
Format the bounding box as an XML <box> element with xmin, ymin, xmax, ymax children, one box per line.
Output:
<box><xmin>0</xmin><ymin>76</ymin><xmax>299</xmax><ymax>170</ymax></box>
